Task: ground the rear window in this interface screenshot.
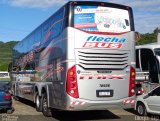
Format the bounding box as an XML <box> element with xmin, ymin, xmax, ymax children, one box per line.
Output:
<box><xmin>74</xmin><ymin>5</ymin><xmax>131</xmax><ymax>33</ymax></box>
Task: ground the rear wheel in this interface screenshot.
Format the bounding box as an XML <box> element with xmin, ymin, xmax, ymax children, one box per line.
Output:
<box><xmin>35</xmin><ymin>92</ymin><xmax>42</xmax><ymax>112</ymax></box>
<box><xmin>137</xmin><ymin>102</ymin><xmax>147</xmax><ymax>116</ymax></box>
<box><xmin>42</xmin><ymin>92</ymin><xmax>52</xmax><ymax>117</ymax></box>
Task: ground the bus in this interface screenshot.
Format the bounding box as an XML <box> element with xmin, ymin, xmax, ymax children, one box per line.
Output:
<box><xmin>9</xmin><ymin>1</ymin><xmax>136</xmax><ymax>116</ymax></box>
<box><xmin>136</xmin><ymin>45</ymin><xmax>160</xmax><ymax>93</ymax></box>
<box><xmin>135</xmin><ymin>32</ymin><xmax>160</xmax><ymax>94</ymax></box>
<box><xmin>0</xmin><ymin>71</ymin><xmax>9</xmax><ymax>80</ymax></box>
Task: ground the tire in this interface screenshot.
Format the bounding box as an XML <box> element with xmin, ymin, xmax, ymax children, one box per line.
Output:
<box><xmin>136</xmin><ymin>102</ymin><xmax>147</xmax><ymax>116</ymax></box>
<box><xmin>35</xmin><ymin>92</ymin><xmax>42</xmax><ymax>112</ymax></box>
<box><xmin>42</xmin><ymin>92</ymin><xmax>52</xmax><ymax>117</ymax></box>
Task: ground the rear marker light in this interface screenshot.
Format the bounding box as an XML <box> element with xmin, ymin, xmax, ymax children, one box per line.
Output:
<box><xmin>97</xmin><ymin>75</ymin><xmax>102</xmax><ymax>79</ymax></box>
<box><xmin>89</xmin><ymin>75</ymin><xmax>93</xmax><ymax>79</ymax></box>
<box><xmin>80</xmin><ymin>76</ymin><xmax>84</xmax><ymax>79</ymax></box>
<box><xmin>103</xmin><ymin>76</ymin><xmax>107</xmax><ymax>79</ymax></box>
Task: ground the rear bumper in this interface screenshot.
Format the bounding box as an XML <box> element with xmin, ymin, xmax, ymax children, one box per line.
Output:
<box><xmin>65</xmin><ymin>96</ymin><xmax>135</xmax><ymax>111</ymax></box>
<box><xmin>0</xmin><ymin>100</ymin><xmax>12</xmax><ymax>109</ymax></box>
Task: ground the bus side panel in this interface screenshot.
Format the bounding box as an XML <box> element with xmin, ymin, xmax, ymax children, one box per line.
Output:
<box><xmin>44</xmin><ymin>28</ymin><xmax>68</xmax><ymax>109</ymax></box>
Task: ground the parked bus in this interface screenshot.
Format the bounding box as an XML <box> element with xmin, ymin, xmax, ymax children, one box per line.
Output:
<box><xmin>9</xmin><ymin>1</ymin><xmax>136</xmax><ymax>116</ymax></box>
<box><xmin>0</xmin><ymin>71</ymin><xmax>10</xmax><ymax>80</ymax></box>
<box><xmin>0</xmin><ymin>71</ymin><xmax>9</xmax><ymax>78</ymax></box>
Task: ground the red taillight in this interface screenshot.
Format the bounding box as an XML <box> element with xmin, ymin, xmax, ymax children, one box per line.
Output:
<box><xmin>5</xmin><ymin>93</ymin><xmax>11</xmax><ymax>100</ymax></box>
<box><xmin>129</xmin><ymin>66</ymin><xmax>135</xmax><ymax>97</ymax></box>
<box><xmin>66</xmin><ymin>65</ymin><xmax>79</xmax><ymax>98</ymax></box>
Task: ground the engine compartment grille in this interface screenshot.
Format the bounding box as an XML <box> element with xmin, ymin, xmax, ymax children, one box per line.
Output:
<box><xmin>76</xmin><ymin>49</ymin><xmax>129</xmax><ymax>70</ymax></box>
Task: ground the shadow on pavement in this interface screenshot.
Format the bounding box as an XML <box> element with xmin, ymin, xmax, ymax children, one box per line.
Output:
<box><xmin>124</xmin><ymin>108</ymin><xmax>137</xmax><ymax>115</ymax></box>
<box><xmin>0</xmin><ymin>109</ymin><xmax>6</xmax><ymax>114</ymax></box>
<box><xmin>13</xmin><ymin>97</ymin><xmax>35</xmax><ymax>108</ymax></box>
<box><xmin>12</xmin><ymin>98</ymin><xmax>122</xmax><ymax>121</ymax></box>
<box><xmin>53</xmin><ymin>110</ymin><xmax>120</xmax><ymax>121</ymax></box>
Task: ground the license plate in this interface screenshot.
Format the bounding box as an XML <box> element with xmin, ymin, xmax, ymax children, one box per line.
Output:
<box><xmin>96</xmin><ymin>90</ymin><xmax>113</xmax><ymax>97</ymax></box>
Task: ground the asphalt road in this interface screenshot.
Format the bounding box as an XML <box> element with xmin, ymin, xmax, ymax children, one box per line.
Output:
<box><xmin>0</xmin><ymin>99</ymin><xmax>159</xmax><ymax>121</ymax></box>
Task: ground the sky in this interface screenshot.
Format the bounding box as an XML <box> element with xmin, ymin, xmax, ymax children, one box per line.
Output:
<box><xmin>0</xmin><ymin>0</ymin><xmax>160</xmax><ymax>42</ymax></box>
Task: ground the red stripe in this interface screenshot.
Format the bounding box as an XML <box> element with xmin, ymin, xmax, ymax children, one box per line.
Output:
<box><xmin>71</xmin><ymin>102</ymin><xmax>76</xmax><ymax>105</ymax></box>
<box><xmin>75</xmin><ymin>23</ymin><xmax>97</xmax><ymax>28</ymax></box>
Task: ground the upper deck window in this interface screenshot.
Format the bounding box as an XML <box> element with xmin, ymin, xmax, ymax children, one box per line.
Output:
<box><xmin>74</xmin><ymin>5</ymin><xmax>131</xmax><ymax>33</ymax></box>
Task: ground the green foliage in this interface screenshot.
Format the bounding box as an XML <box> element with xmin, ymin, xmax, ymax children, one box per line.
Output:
<box><xmin>138</xmin><ymin>33</ymin><xmax>157</xmax><ymax>45</ymax></box>
<box><xmin>0</xmin><ymin>41</ymin><xmax>18</xmax><ymax>71</ymax></box>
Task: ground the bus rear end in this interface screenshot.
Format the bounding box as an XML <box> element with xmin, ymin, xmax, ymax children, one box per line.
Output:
<box><xmin>66</xmin><ymin>1</ymin><xmax>135</xmax><ymax>110</ymax></box>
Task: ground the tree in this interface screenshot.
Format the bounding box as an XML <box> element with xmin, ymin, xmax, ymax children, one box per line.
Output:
<box><xmin>138</xmin><ymin>33</ymin><xmax>157</xmax><ymax>45</ymax></box>
<box><xmin>153</xmin><ymin>27</ymin><xmax>160</xmax><ymax>34</ymax></box>
<box><xmin>0</xmin><ymin>41</ymin><xmax>18</xmax><ymax>71</ymax></box>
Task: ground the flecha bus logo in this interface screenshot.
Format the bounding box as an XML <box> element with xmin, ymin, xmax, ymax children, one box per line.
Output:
<box><xmin>83</xmin><ymin>36</ymin><xmax>126</xmax><ymax>49</ymax></box>
<box><xmin>83</xmin><ymin>42</ymin><xmax>122</xmax><ymax>48</ymax></box>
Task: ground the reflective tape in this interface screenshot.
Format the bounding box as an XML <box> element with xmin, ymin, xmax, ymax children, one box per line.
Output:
<box><xmin>123</xmin><ymin>100</ymin><xmax>135</xmax><ymax>104</ymax></box>
<box><xmin>71</xmin><ymin>101</ymin><xmax>86</xmax><ymax>106</ymax></box>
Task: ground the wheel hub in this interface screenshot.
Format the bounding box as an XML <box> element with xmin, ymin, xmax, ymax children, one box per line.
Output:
<box><xmin>138</xmin><ymin>105</ymin><xmax>144</xmax><ymax>115</ymax></box>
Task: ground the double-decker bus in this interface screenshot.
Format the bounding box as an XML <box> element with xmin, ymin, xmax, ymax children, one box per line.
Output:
<box><xmin>9</xmin><ymin>1</ymin><xmax>136</xmax><ymax>116</ymax></box>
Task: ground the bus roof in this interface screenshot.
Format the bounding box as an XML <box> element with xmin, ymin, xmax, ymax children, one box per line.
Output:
<box><xmin>69</xmin><ymin>1</ymin><xmax>131</xmax><ymax>8</ymax></box>
<box><xmin>14</xmin><ymin>1</ymin><xmax>133</xmax><ymax>50</ymax></box>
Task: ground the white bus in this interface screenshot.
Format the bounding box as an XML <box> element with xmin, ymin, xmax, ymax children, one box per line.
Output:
<box><xmin>0</xmin><ymin>71</ymin><xmax>10</xmax><ymax>82</ymax></box>
<box><xmin>136</xmin><ymin>32</ymin><xmax>160</xmax><ymax>94</ymax></box>
<box><xmin>9</xmin><ymin>1</ymin><xmax>136</xmax><ymax>116</ymax></box>
<box><xmin>0</xmin><ymin>71</ymin><xmax>9</xmax><ymax>79</ymax></box>
<box><xmin>136</xmin><ymin>44</ymin><xmax>160</xmax><ymax>93</ymax></box>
